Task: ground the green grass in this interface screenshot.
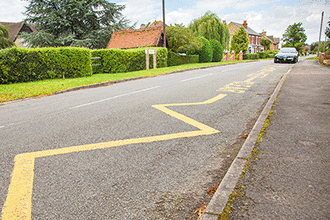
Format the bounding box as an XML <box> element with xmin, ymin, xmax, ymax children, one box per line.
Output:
<box><xmin>0</xmin><ymin>60</ymin><xmax>251</xmax><ymax>103</ymax></box>
<box><xmin>306</xmin><ymin>56</ymin><xmax>318</xmax><ymax>60</ymax></box>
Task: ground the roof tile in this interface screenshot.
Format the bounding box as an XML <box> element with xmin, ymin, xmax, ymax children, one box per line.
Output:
<box><xmin>106</xmin><ymin>26</ymin><xmax>163</xmax><ymax>49</ymax></box>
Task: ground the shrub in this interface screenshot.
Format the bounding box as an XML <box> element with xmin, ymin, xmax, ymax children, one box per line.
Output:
<box><xmin>91</xmin><ymin>47</ymin><xmax>167</xmax><ymax>74</ymax></box>
<box><xmin>0</xmin><ymin>47</ymin><xmax>92</xmax><ymax>84</ymax></box>
<box><xmin>196</xmin><ymin>37</ymin><xmax>213</xmax><ymax>63</ymax></box>
<box><xmin>243</xmin><ymin>53</ymin><xmax>259</xmax><ymax>60</ymax></box>
<box><xmin>167</xmin><ymin>51</ymin><xmax>199</xmax><ymax>66</ymax></box>
<box><xmin>257</xmin><ymin>51</ymin><xmax>267</xmax><ymax>59</ymax></box>
<box><xmin>209</xmin><ymin>39</ymin><xmax>223</xmax><ymax>62</ymax></box>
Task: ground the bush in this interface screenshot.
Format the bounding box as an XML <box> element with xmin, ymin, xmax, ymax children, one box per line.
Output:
<box><xmin>209</xmin><ymin>39</ymin><xmax>223</xmax><ymax>62</ymax></box>
<box><xmin>196</xmin><ymin>37</ymin><xmax>213</xmax><ymax>63</ymax></box>
<box><xmin>243</xmin><ymin>53</ymin><xmax>259</xmax><ymax>60</ymax></box>
<box><xmin>91</xmin><ymin>47</ymin><xmax>167</xmax><ymax>74</ymax></box>
<box><xmin>257</xmin><ymin>51</ymin><xmax>267</xmax><ymax>59</ymax></box>
<box><xmin>0</xmin><ymin>47</ymin><xmax>92</xmax><ymax>84</ymax></box>
<box><xmin>167</xmin><ymin>51</ymin><xmax>199</xmax><ymax>66</ymax></box>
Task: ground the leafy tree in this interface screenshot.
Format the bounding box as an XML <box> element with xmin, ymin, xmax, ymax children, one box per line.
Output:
<box><xmin>22</xmin><ymin>0</ymin><xmax>131</xmax><ymax>49</ymax></box>
<box><xmin>189</xmin><ymin>11</ymin><xmax>230</xmax><ymax>50</ymax></box>
<box><xmin>166</xmin><ymin>24</ymin><xmax>202</xmax><ymax>54</ymax></box>
<box><xmin>326</xmin><ymin>19</ymin><xmax>330</xmax><ymax>39</ymax></box>
<box><xmin>0</xmin><ymin>24</ymin><xmax>15</xmax><ymax>49</ymax></box>
<box><xmin>261</xmin><ymin>38</ymin><xmax>272</xmax><ymax>51</ymax></box>
<box><xmin>209</xmin><ymin>39</ymin><xmax>223</xmax><ymax>62</ymax></box>
<box><xmin>282</xmin><ymin>22</ymin><xmax>307</xmax><ymax>49</ymax></box>
<box><xmin>231</xmin><ymin>26</ymin><xmax>249</xmax><ymax>53</ymax></box>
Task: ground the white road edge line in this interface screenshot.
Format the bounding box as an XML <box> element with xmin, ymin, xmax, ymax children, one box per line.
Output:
<box><xmin>222</xmin><ymin>68</ymin><xmax>238</xmax><ymax>72</ymax></box>
<box><xmin>70</xmin><ymin>86</ymin><xmax>160</xmax><ymax>109</ymax></box>
<box><xmin>180</xmin><ymin>73</ymin><xmax>213</xmax><ymax>82</ymax></box>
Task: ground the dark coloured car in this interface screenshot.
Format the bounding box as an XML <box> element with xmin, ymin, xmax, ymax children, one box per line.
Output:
<box><xmin>274</xmin><ymin>47</ymin><xmax>298</xmax><ymax>63</ymax></box>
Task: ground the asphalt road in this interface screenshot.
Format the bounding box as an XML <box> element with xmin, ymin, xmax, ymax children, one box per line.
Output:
<box><xmin>0</xmin><ymin>60</ymin><xmax>294</xmax><ymax>219</ymax></box>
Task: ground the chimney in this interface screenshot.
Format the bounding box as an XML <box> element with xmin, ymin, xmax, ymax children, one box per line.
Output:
<box><xmin>223</xmin><ymin>20</ymin><xmax>226</xmax><ymax>25</ymax></box>
<box><xmin>261</xmin><ymin>30</ymin><xmax>266</xmax><ymax>37</ymax></box>
<box><xmin>243</xmin><ymin>20</ymin><xmax>248</xmax><ymax>28</ymax></box>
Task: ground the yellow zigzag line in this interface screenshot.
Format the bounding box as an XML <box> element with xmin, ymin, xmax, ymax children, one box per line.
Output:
<box><xmin>2</xmin><ymin>65</ymin><xmax>276</xmax><ymax>219</ymax></box>
<box><xmin>1</xmin><ymin>94</ymin><xmax>227</xmax><ymax>220</ymax></box>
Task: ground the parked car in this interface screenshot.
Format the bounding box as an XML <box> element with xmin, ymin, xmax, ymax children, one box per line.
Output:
<box><xmin>274</xmin><ymin>47</ymin><xmax>298</xmax><ymax>63</ymax></box>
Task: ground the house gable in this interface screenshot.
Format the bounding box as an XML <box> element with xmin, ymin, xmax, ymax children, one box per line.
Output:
<box><xmin>0</xmin><ymin>22</ymin><xmax>34</xmax><ymax>42</ymax></box>
<box><xmin>228</xmin><ymin>21</ymin><xmax>263</xmax><ymax>53</ymax></box>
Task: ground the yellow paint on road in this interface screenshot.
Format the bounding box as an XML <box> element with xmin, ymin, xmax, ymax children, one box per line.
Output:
<box><xmin>1</xmin><ymin>66</ymin><xmax>277</xmax><ymax>219</ymax></box>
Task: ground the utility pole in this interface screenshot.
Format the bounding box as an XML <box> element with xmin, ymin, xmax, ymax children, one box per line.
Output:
<box><xmin>162</xmin><ymin>0</ymin><xmax>166</xmax><ymax>48</ymax></box>
<box><xmin>318</xmin><ymin>11</ymin><xmax>324</xmax><ymax>56</ymax></box>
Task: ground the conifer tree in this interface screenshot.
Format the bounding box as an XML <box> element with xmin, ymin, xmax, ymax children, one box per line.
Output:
<box><xmin>22</xmin><ymin>0</ymin><xmax>131</xmax><ymax>49</ymax></box>
<box><xmin>231</xmin><ymin>26</ymin><xmax>249</xmax><ymax>53</ymax></box>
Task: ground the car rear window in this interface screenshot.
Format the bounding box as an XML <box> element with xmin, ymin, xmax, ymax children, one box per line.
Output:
<box><xmin>280</xmin><ymin>48</ymin><xmax>297</xmax><ymax>53</ymax></box>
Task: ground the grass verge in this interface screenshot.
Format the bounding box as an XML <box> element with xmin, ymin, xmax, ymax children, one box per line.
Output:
<box><xmin>0</xmin><ymin>60</ymin><xmax>252</xmax><ymax>103</ymax></box>
<box><xmin>306</xmin><ymin>56</ymin><xmax>318</xmax><ymax>60</ymax></box>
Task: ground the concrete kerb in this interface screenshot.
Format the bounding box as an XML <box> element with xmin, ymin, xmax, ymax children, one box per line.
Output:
<box><xmin>200</xmin><ymin>65</ymin><xmax>294</xmax><ymax>220</ymax></box>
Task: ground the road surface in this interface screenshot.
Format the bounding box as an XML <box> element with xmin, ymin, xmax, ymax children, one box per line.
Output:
<box><xmin>0</xmin><ymin>59</ymin><xmax>294</xmax><ymax>219</ymax></box>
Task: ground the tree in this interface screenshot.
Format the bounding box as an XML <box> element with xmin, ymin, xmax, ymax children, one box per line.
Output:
<box><xmin>166</xmin><ymin>24</ymin><xmax>202</xmax><ymax>54</ymax></box>
<box><xmin>231</xmin><ymin>26</ymin><xmax>249</xmax><ymax>53</ymax></box>
<box><xmin>261</xmin><ymin>38</ymin><xmax>272</xmax><ymax>51</ymax></box>
<box><xmin>189</xmin><ymin>11</ymin><xmax>230</xmax><ymax>50</ymax></box>
<box><xmin>22</xmin><ymin>0</ymin><xmax>131</xmax><ymax>49</ymax></box>
<box><xmin>326</xmin><ymin>19</ymin><xmax>330</xmax><ymax>39</ymax></box>
<box><xmin>0</xmin><ymin>24</ymin><xmax>15</xmax><ymax>49</ymax></box>
<box><xmin>282</xmin><ymin>22</ymin><xmax>307</xmax><ymax>48</ymax></box>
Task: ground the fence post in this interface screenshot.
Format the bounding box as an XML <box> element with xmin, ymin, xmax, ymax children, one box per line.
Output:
<box><xmin>153</xmin><ymin>50</ymin><xmax>157</xmax><ymax>69</ymax></box>
<box><xmin>239</xmin><ymin>51</ymin><xmax>243</xmax><ymax>61</ymax></box>
<box><xmin>145</xmin><ymin>49</ymin><xmax>149</xmax><ymax>70</ymax></box>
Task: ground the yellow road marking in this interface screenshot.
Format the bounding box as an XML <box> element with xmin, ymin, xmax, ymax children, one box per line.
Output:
<box><xmin>1</xmin><ymin>66</ymin><xmax>276</xmax><ymax>219</ymax></box>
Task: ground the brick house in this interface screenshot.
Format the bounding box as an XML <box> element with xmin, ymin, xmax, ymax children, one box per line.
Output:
<box><xmin>227</xmin><ymin>20</ymin><xmax>263</xmax><ymax>53</ymax></box>
<box><xmin>260</xmin><ymin>30</ymin><xmax>280</xmax><ymax>51</ymax></box>
<box><xmin>107</xmin><ymin>21</ymin><xmax>169</xmax><ymax>49</ymax></box>
<box><xmin>0</xmin><ymin>21</ymin><xmax>35</xmax><ymax>48</ymax></box>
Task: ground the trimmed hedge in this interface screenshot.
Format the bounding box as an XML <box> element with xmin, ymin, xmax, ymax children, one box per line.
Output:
<box><xmin>0</xmin><ymin>47</ymin><xmax>92</xmax><ymax>84</ymax></box>
<box><xmin>167</xmin><ymin>51</ymin><xmax>199</xmax><ymax>66</ymax></box>
<box><xmin>209</xmin><ymin>39</ymin><xmax>223</xmax><ymax>62</ymax></box>
<box><xmin>243</xmin><ymin>53</ymin><xmax>258</xmax><ymax>60</ymax></box>
<box><xmin>91</xmin><ymin>47</ymin><xmax>167</xmax><ymax>74</ymax></box>
<box><xmin>243</xmin><ymin>51</ymin><xmax>275</xmax><ymax>60</ymax></box>
<box><xmin>196</xmin><ymin>37</ymin><xmax>213</xmax><ymax>63</ymax></box>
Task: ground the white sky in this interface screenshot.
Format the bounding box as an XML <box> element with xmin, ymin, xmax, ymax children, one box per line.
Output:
<box><xmin>0</xmin><ymin>0</ymin><xmax>329</xmax><ymax>44</ymax></box>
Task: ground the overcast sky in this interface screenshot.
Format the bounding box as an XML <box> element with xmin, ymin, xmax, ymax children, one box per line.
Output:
<box><xmin>0</xmin><ymin>0</ymin><xmax>329</xmax><ymax>44</ymax></box>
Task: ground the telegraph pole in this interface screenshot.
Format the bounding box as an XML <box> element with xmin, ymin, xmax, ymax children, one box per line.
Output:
<box><xmin>318</xmin><ymin>11</ymin><xmax>324</xmax><ymax>56</ymax></box>
<box><xmin>162</xmin><ymin>0</ymin><xmax>166</xmax><ymax>48</ymax></box>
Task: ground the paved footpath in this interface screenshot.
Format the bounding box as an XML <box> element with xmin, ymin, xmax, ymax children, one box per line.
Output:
<box><xmin>226</xmin><ymin>59</ymin><xmax>330</xmax><ymax>219</ymax></box>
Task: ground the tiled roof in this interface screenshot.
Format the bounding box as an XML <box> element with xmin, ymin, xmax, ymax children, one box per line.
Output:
<box><xmin>0</xmin><ymin>22</ymin><xmax>34</xmax><ymax>41</ymax></box>
<box><xmin>106</xmin><ymin>26</ymin><xmax>163</xmax><ymax>49</ymax></box>
<box><xmin>230</xmin><ymin>22</ymin><xmax>261</xmax><ymax>36</ymax></box>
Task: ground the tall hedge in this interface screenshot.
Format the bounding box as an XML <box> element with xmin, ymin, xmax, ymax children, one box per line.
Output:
<box><xmin>91</xmin><ymin>47</ymin><xmax>168</xmax><ymax>74</ymax></box>
<box><xmin>196</xmin><ymin>37</ymin><xmax>213</xmax><ymax>63</ymax></box>
<box><xmin>209</xmin><ymin>39</ymin><xmax>223</xmax><ymax>62</ymax></box>
<box><xmin>0</xmin><ymin>47</ymin><xmax>92</xmax><ymax>84</ymax></box>
<box><xmin>167</xmin><ymin>51</ymin><xmax>199</xmax><ymax>66</ymax></box>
